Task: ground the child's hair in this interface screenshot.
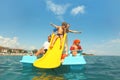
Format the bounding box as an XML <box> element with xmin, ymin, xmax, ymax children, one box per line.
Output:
<box><xmin>73</xmin><ymin>39</ymin><xmax>80</xmax><ymax>44</ymax></box>
<box><xmin>62</xmin><ymin>22</ymin><xmax>67</xmax><ymax>27</ymax></box>
<box><xmin>67</xmin><ymin>23</ymin><xmax>70</xmax><ymax>28</ymax></box>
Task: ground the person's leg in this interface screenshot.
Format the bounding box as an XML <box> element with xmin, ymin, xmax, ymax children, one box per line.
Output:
<box><xmin>59</xmin><ymin>35</ymin><xmax>63</xmax><ymax>49</ymax></box>
<box><xmin>49</xmin><ymin>35</ymin><xmax>59</xmax><ymax>49</ymax></box>
<box><xmin>35</xmin><ymin>48</ymin><xmax>45</xmax><ymax>56</ymax></box>
<box><xmin>65</xmin><ymin>36</ymin><xmax>68</xmax><ymax>55</ymax></box>
<box><xmin>61</xmin><ymin>54</ymin><xmax>66</xmax><ymax>62</ymax></box>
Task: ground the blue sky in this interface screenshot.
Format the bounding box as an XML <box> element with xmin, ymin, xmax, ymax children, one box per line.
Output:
<box><xmin>0</xmin><ymin>0</ymin><xmax>120</xmax><ymax>55</ymax></box>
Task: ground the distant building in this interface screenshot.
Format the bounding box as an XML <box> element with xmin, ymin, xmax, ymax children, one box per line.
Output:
<box><xmin>0</xmin><ymin>46</ymin><xmax>9</xmax><ymax>53</ymax></box>
<box><xmin>0</xmin><ymin>46</ymin><xmax>26</xmax><ymax>53</ymax></box>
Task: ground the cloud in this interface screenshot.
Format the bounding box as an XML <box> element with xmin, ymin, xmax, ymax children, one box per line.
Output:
<box><xmin>46</xmin><ymin>0</ymin><xmax>70</xmax><ymax>21</ymax></box>
<box><xmin>71</xmin><ymin>5</ymin><xmax>85</xmax><ymax>15</ymax></box>
<box><xmin>85</xmin><ymin>38</ymin><xmax>120</xmax><ymax>56</ymax></box>
<box><xmin>0</xmin><ymin>36</ymin><xmax>19</xmax><ymax>48</ymax></box>
<box><xmin>46</xmin><ymin>0</ymin><xmax>85</xmax><ymax>20</ymax></box>
<box><xmin>0</xmin><ymin>36</ymin><xmax>36</xmax><ymax>50</ymax></box>
<box><xmin>30</xmin><ymin>46</ymin><xmax>36</xmax><ymax>50</ymax></box>
<box><xmin>110</xmin><ymin>39</ymin><xmax>120</xmax><ymax>44</ymax></box>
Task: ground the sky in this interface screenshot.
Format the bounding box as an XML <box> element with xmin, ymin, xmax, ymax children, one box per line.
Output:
<box><xmin>0</xmin><ymin>0</ymin><xmax>120</xmax><ymax>55</ymax></box>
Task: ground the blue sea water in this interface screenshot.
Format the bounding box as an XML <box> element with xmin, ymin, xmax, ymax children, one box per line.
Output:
<box><xmin>0</xmin><ymin>56</ymin><xmax>120</xmax><ymax>80</ymax></box>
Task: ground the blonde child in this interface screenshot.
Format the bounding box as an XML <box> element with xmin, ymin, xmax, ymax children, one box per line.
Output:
<box><xmin>50</xmin><ymin>22</ymin><xmax>68</xmax><ymax>49</ymax></box>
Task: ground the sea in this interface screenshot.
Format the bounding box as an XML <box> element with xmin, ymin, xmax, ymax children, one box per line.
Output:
<box><xmin>0</xmin><ymin>55</ymin><xmax>120</xmax><ymax>80</ymax></box>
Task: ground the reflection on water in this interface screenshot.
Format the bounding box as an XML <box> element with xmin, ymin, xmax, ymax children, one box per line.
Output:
<box><xmin>32</xmin><ymin>73</ymin><xmax>65</xmax><ymax>80</ymax></box>
<box><xmin>30</xmin><ymin>65</ymin><xmax>86</xmax><ymax>80</ymax></box>
<box><xmin>32</xmin><ymin>71</ymin><xmax>86</xmax><ymax>80</ymax></box>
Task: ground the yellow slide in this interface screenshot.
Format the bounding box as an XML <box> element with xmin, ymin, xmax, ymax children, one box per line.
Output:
<box><xmin>33</xmin><ymin>33</ymin><xmax>67</xmax><ymax>69</ymax></box>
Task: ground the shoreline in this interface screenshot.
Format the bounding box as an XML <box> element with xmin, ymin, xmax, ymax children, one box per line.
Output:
<box><xmin>0</xmin><ymin>53</ymin><xmax>30</xmax><ymax>56</ymax></box>
<box><xmin>0</xmin><ymin>53</ymin><xmax>119</xmax><ymax>56</ymax></box>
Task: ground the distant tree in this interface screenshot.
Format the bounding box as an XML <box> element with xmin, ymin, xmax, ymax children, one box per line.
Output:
<box><xmin>32</xmin><ymin>49</ymin><xmax>38</xmax><ymax>54</ymax></box>
<box><xmin>24</xmin><ymin>50</ymin><xmax>28</xmax><ymax>53</ymax></box>
<box><xmin>7</xmin><ymin>49</ymin><xmax>12</xmax><ymax>53</ymax></box>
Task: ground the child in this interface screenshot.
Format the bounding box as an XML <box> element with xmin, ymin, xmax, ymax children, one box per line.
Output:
<box><xmin>70</xmin><ymin>39</ymin><xmax>82</xmax><ymax>56</ymax></box>
<box><xmin>50</xmin><ymin>22</ymin><xmax>68</xmax><ymax>49</ymax></box>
